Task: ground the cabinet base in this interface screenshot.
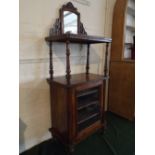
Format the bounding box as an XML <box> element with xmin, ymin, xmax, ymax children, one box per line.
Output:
<box><xmin>49</xmin><ymin>128</ymin><xmax>75</xmax><ymax>154</ymax></box>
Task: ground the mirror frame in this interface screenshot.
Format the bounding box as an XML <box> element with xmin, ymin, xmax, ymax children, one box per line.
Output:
<box><xmin>49</xmin><ymin>2</ymin><xmax>87</xmax><ymax>36</ymax></box>
<box><xmin>60</xmin><ymin>2</ymin><xmax>80</xmax><ymax>34</ymax></box>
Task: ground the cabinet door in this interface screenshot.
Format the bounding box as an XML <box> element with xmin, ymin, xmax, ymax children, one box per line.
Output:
<box><xmin>75</xmin><ymin>81</ymin><xmax>104</xmax><ymax>142</ymax></box>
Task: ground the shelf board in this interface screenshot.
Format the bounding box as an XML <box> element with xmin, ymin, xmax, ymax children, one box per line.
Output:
<box><xmin>78</xmin><ymin>100</ymin><xmax>99</xmax><ymax>110</ymax></box>
<box><xmin>125</xmin><ymin>43</ymin><xmax>133</xmax><ymax>46</ymax></box>
<box><xmin>47</xmin><ymin>73</ymin><xmax>106</xmax><ymax>86</ymax></box>
<box><xmin>123</xmin><ymin>58</ymin><xmax>135</xmax><ymax>63</ymax></box>
<box><xmin>127</xmin><ymin>7</ymin><xmax>135</xmax><ymax>16</ymax></box>
<box><xmin>77</xmin><ymin>89</ymin><xmax>98</xmax><ymax>98</ymax></box>
<box><xmin>78</xmin><ymin>112</ymin><xmax>99</xmax><ymax>125</ymax></box>
<box><xmin>125</xmin><ymin>43</ymin><xmax>133</xmax><ymax>49</ymax></box>
<box><xmin>45</xmin><ymin>34</ymin><xmax>112</xmax><ymax>44</ymax></box>
<box><xmin>126</xmin><ymin>25</ymin><xmax>135</xmax><ymax>32</ymax></box>
<box><xmin>77</xmin><ymin>116</ymin><xmax>100</xmax><ymax>132</ymax></box>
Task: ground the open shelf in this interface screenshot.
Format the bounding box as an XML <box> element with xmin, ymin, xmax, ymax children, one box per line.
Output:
<box><xmin>45</xmin><ymin>34</ymin><xmax>112</xmax><ymax>44</ymax></box>
<box><xmin>124</xmin><ymin>0</ymin><xmax>135</xmax><ymax>60</ymax></box>
<box><xmin>127</xmin><ymin>7</ymin><xmax>135</xmax><ymax>16</ymax></box>
<box><xmin>123</xmin><ymin>58</ymin><xmax>135</xmax><ymax>62</ymax></box>
<box><xmin>125</xmin><ymin>42</ymin><xmax>133</xmax><ymax>46</ymax></box>
<box><xmin>126</xmin><ymin>25</ymin><xmax>135</xmax><ymax>32</ymax></box>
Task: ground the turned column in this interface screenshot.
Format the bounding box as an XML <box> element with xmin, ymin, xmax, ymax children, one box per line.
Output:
<box><xmin>49</xmin><ymin>42</ymin><xmax>54</xmax><ymax>79</ymax></box>
<box><xmin>103</xmin><ymin>43</ymin><xmax>109</xmax><ymax>129</ymax></box>
<box><xmin>66</xmin><ymin>40</ymin><xmax>71</xmax><ymax>83</ymax></box>
<box><xmin>104</xmin><ymin>43</ymin><xmax>109</xmax><ymax>77</ymax></box>
<box><xmin>86</xmin><ymin>44</ymin><xmax>90</xmax><ymax>75</ymax></box>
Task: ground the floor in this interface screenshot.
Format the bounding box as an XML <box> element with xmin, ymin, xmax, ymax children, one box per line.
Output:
<box><xmin>20</xmin><ymin>112</ymin><xmax>135</xmax><ymax>155</ymax></box>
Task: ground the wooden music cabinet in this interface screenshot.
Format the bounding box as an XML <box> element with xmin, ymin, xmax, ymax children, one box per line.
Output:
<box><xmin>45</xmin><ymin>2</ymin><xmax>112</xmax><ymax>154</ymax></box>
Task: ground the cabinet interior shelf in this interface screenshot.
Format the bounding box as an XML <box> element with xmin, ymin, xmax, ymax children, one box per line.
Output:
<box><xmin>125</xmin><ymin>42</ymin><xmax>133</xmax><ymax>46</ymax></box>
<box><xmin>77</xmin><ymin>89</ymin><xmax>98</xmax><ymax>97</ymax></box>
<box><xmin>127</xmin><ymin>7</ymin><xmax>135</xmax><ymax>16</ymax></box>
<box><xmin>125</xmin><ymin>43</ymin><xmax>133</xmax><ymax>49</ymax></box>
<box><xmin>126</xmin><ymin>25</ymin><xmax>135</xmax><ymax>32</ymax></box>
<box><xmin>78</xmin><ymin>111</ymin><xmax>100</xmax><ymax>125</ymax></box>
<box><xmin>77</xmin><ymin>114</ymin><xmax>100</xmax><ymax>132</ymax></box>
<box><xmin>123</xmin><ymin>58</ymin><xmax>135</xmax><ymax>62</ymax></box>
<box><xmin>77</xmin><ymin>99</ymin><xmax>99</xmax><ymax>110</ymax></box>
<box><xmin>77</xmin><ymin>86</ymin><xmax>100</xmax><ymax>126</ymax></box>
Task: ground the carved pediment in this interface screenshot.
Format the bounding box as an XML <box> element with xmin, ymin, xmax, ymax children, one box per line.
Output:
<box><xmin>61</xmin><ymin>2</ymin><xmax>77</xmax><ymax>11</ymax></box>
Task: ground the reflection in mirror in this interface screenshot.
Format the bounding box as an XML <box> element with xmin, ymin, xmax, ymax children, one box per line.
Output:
<box><xmin>63</xmin><ymin>11</ymin><xmax>78</xmax><ymax>34</ymax></box>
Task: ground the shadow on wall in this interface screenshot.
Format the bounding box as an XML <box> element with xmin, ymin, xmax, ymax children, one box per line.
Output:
<box><xmin>19</xmin><ymin>79</ymin><xmax>51</xmax><ymax>153</ymax></box>
<box><xmin>19</xmin><ymin>118</ymin><xmax>27</xmax><ymax>152</ymax></box>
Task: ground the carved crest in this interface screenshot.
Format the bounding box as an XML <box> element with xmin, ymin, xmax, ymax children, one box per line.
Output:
<box><xmin>79</xmin><ymin>22</ymin><xmax>87</xmax><ymax>35</ymax></box>
<box><xmin>50</xmin><ymin>18</ymin><xmax>61</xmax><ymax>35</ymax></box>
<box><xmin>61</xmin><ymin>2</ymin><xmax>77</xmax><ymax>11</ymax></box>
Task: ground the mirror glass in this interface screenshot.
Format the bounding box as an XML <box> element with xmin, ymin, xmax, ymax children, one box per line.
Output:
<box><xmin>63</xmin><ymin>11</ymin><xmax>78</xmax><ymax>34</ymax></box>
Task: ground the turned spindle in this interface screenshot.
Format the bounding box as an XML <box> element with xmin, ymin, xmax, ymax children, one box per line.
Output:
<box><xmin>49</xmin><ymin>42</ymin><xmax>54</xmax><ymax>79</ymax></box>
<box><xmin>66</xmin><ymin>41</ymin><xmax>71</xmax><ymax>82</ymax></box>
<box><xmin>86</xmin><ymin>44</ymin><xmax>90</xmax><ymax>75</ymax></box>
<box><xmin>104</xmin><ymin>43</ymin><xmax>109</xmax><ymax>77</ymax></box>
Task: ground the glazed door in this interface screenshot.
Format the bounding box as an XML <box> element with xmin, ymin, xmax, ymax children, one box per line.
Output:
<box><xmin>75</xmin><ymin>81</ymin><xmax>104</xmax><ymax>142</ymax></box>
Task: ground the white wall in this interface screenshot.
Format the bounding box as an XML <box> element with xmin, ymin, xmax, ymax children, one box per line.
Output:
<box><xmin>19</xmin><ymin>0</ymin><xmax>116</xmax><ymax>153</ymax></box>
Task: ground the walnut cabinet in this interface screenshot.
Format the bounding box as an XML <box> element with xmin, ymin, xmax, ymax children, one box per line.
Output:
<box><xmin>45</xmin><ymin>2</ymin><xmax>112</xmax><ymax>154</ymax></box>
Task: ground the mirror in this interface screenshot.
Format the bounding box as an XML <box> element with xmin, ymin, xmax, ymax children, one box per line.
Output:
<box><xmin>63</xmin><ymin>11</ymin><xmax>78</xmax><ymax>34</ymax></box>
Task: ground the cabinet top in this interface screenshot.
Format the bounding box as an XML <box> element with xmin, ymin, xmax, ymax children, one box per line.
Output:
<box><xmin>47</xmin><ymin>73</ymin><xmax>108</xmax><ymax>87</ymax></box>
<box><xmin>45</xmin><ymin>34</ymin><xmax>112</xmax><ymax>44</ymax></box>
